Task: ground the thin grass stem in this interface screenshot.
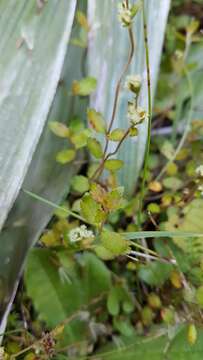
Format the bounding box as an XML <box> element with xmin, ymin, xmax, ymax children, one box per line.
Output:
<box><xmin>138</xmin><ymin>0</ymin><xmax>152</xmax><ymax>228</ymax></box>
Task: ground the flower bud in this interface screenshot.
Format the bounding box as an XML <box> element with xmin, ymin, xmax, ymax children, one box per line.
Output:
<box><xmin>118</xmin><ymin>1</ymin><xmax>140</xmax><ymax>27</ymax></box>
<box><xmin>125</xmin><ymin>75</ymin><xmax>141</xmax><ymax>94</ymax></box>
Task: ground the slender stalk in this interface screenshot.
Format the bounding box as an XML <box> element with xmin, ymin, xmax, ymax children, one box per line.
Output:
<box><xmin>91</xmin><ymin>128</ymin><xmax>130</xmax><ymax>180</ymax></box>
<box><xmin>108</xmin><ymin>27</ymin><xmax>135</xmax><ymax>134</ymax></box>
<box><xmin>138</xmin><ymin>0</ymin><xmax>152</xmax><ymax>228</ymax></box>
<box><xmin>129</xmin><ymin>250</ymin><xmax>174</xmax><ymax>264</ymax></box>
<box><xmin>130</xmin><ymin>241</ymin><xmax>158</xmax><ymax>256</ymax></box>
<box><xmin>90</xmin><ymin>25</ymin><xmax>135</xmax><ymax>182</ymax></box>
<box><xmin>23</xmin><ymin>189</ymin><xmax>87</xmax><ymax>223</ymax></box>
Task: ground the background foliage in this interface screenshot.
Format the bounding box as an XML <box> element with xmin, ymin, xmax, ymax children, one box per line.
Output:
<box><xmin>1</xmin><ymin>0</ymin><xmax>203</xmax><ymax>359</ymax></box>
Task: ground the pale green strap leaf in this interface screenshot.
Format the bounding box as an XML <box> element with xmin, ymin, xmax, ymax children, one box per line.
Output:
<box><xmin>124</xmin><ymin>231</ymin><xmax>203</xmax><ymax>240</ymax></box>
<box><xmin>0</xmin><ymin>0</ymin><xmax>76</xmax><ymax>229</ymax></box>
<box><xmin>0</xmin><ymin>2</ymin><xmax>87</xmax><ymax>325</ymax></box>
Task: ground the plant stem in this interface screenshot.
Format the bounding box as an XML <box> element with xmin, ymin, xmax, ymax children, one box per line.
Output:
<box><xmin>129</xmin><ymin>250</ymin><xmax>174</xmax><ymax>264</ymax></box>
<box><xmin>91</xmin><ymin>24</ymin><xmax>135</xmax><ymax>182</ymax></box>
<box><xmin>91</xmin><ymin>128</ymin><xmax>130</xmax><ymax>180</ymax></box>
<box><xmin>23</xmin><ymin>189</ymin><xmax>87</xmax><ymax>223</ymax></box>
<box><xmin>108</xmin><ymin>27</ymin><xmax>135</xmax><ymax>134</ymax></box>
<box><xmin>138</xmin><ymin>0</ymin><xmax>152</xmax><ymax>228</ymax></box>
<box><xmin>130</xmin><ymin>241</ymin><xmax>158</xmax><ymax>256</ymax></box>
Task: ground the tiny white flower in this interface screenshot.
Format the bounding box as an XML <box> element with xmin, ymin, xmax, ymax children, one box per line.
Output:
<box><xmin>118</xmin><ymin>2</ymin><xmax>132</xmax><ymax>27</ymax></box>
<box><xmin>127</xmin><ymin>102</ymin><xmax>147</xmax><ymax>126</ymax></box>
<box><xmin>69</xmin><ymin>225</ymin><xmax>94</xmax><ymax>243</ymax></box>
<box><xmin>196</xmin><ymin>165</ymin><xmax>203</xmax><ymax>177</ymax></box>
<box><xmin>118</xmin><ymin>1</ymin><xmax>140</xmax><ymax>27</ymax></box>
<box><xmin>198</xmin><ymin>185</ymin><xmax>203</xmax><ymax>195</ymax></box>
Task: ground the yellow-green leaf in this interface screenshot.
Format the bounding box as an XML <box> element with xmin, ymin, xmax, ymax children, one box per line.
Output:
<box><xmin>87</xmin><ymin>138</ymin><xmax>103</xmax><ymax>159</ymax></box>
<box><xmin>80</xmin><ymin>194</ymin><xmax>106</xmax><ymax>226</ymax></box>
<box><xmin>188</xmin><ymin>323</ymin><xmax>197</xmax><ymax>345</ymax></box>
<box><xmin>104</xmin><ymin>159</ymin><xmax>124</xmax><ymax>171</ymax></box>
<box><xmin>108</xmin><ymin>128</ymin><xmax>125</xmax><ymax>141</ymax></box>
<box><xmin>101</xmin><ymin>229</ymin><xmax>129</xmax><ymax>256</ymax></box>
<box><xmin>104</xmin><ymin>187</ymin><xmax>125</xmax><ymax>211</ymax></box>
<box><xmin>49</xmin><ymin>121</ymin><xmax>70</xmax><ymax>138</ymax></box>
<box><xmin>72</xmin><ymin>77</ymin><xmax>97</xmax><ymax>96</ymax></box>
<box><xmin>71</xmin><ymin>175</ymin><xmax>89</xmax><ymax>194</ymax></box>
<box><xmin>94</xmin><ymin>245</ymin><xmax>114</xmax><ymax>260</ymax></box>
<box><xmin>70</xmin><ymin>129</ymin><xmax>91</xmax><ymax>149</ymax></box>
<box><xmin>56</xmin><ymin>149</ymin><xmax>76</xmax><ymax>164</ymax></box>
<box><xmin>87</xmin><ymin>108</ymin><xmax>106</xmax><ymax>133</ymax></box>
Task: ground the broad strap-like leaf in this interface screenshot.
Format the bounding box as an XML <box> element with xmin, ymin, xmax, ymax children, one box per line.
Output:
<box><xmin>88</xmin><ymin>0</ymin><xmax>171</xmax><ymax>195</ymax></box>
<box><xmin>0</xmin><ymin>1</ymin><xmax>86</xmax><ymax>326</ymax></box>
<box><xmin>124</xmin><ymin>231</ymin><xmax>203</xmax><ymax>240</ymax></box>
<box><xmin>0</xmin><ymin>0</ymin><xmax>76</xmax><ymax>229</ymax></box>
<box><xmin>97</xmin><ymin>326</ymin><xmax>203</xmax><ymax>359</ymax></box>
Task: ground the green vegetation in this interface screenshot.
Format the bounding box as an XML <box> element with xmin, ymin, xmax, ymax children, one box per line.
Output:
<box><xmin>0</xmin><ymin>0</ymin><xmax>203</xmax><ymax>359</ymax></box>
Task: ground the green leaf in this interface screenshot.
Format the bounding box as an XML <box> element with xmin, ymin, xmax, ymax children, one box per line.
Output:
<box><xmin>104</xmin><ymin>187</ymin><xmax>125</xmax><ymax>211</ymax></box>
<box><xmin>101</xmin><ymin>229</ymin><xmax>129</xmax><ymax>256</ymax></box>
<box><xmin>107</xmin><ymin>288</ymin><xmax>120</xmax><ymax>316</ymax></box>
<box><xmin>70</xmin><ymin>129</ymin><xmax>91</xmax><ymax>149</ymax></box>
<box><xmin>72</xmin><ymin>77</ymin><xmax>97</xmax><ymax>96</ymax></box>
<box><xmin>87</xmin><ymin>108</ymin><xmax>106</xmax><ymax>133</ymax></box>
<box><xmin>0</xmin><ymin>0</ymin><xmax>77</xmax><ymax>230</ymax></box>
<box><xmin>97</xmin><ymin>326</ymin><xmax>203</xmax><ymax>359</ymax></box>
<box><xmin>160</xmin><ymin>140</ymin><xmax>175</xmax><ymax>160</ymax></box>
<box><xmin>108</xmin><ymin>128</ymin><xmax>125</xmax><ymax>141</ymax></box>
<box><xmin>94</xmin><ymin>245</ymin><xmax>115</xmax><ymax>260</ymax></box>
<box><xmin>87</xmin><ymin>138</ymin><xmax>103</xmax><ymax>159</ymax></box>
<box><xmin>80</xmin><ymin>194</ymin><xmax>106</xmax><ymax>226</ymax></box>
<box><xmin>104</xmin><ymin>159</ymin><xmax>124</xmax><ymax>171</ymax></box>
<box><xmin>25</xmin><ymin>249</ymin><xmax>111</xmax><ymax>342</ymax></box>
<box><xmin>49</xmin><ymin>121</ymin><xmax>70</xmax><ymax>138</ymax></box>
<box><xmin>163</xmin><ymin>177</ymin><xmax>183</xmax><ymax>191</ymax></box>
<box><xmin>147</xmin><ymin>203</ymin><xmax>161</xmax><ymax>214</ymax></box>
<box><xmin>71</xmin><ymin>175</ymin><xmax>89</xmax><ymax>194</ymax></box>
<box><xmin>56</xmin><ymin>149</ymin><xmax>76</xmax><ymax>164</ymax></box>
<box><xmin>138</xmin><ymin>261</ymin><xmax>173</xmax><ymax>286</ymax></box>
<box><xmin>69</xmin><ymin>117</ymin><xmax>85</xmax><ymax>133</ymax></box>
<box><xmin>113</xmin><ymin>318</ymin><xmax>134</xmax><ymax>337</ymax></box>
